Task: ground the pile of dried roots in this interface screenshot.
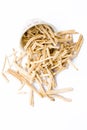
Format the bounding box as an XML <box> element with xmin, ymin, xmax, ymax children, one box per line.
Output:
<box><xmin>2</xmin><ymin>24</ymin><xmax>83</xmax><ymax>106</ymax></box>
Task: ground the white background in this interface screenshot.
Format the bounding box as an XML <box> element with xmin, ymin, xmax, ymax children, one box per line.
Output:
<box><xmin>0</xmin><ymin>0</ymin><xmax>87</xmax><ymax>130</ymax></box>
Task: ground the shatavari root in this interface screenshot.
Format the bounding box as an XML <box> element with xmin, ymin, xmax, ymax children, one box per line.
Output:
<box><xmin>2</xmin><ymin>23</ymin><xmax>83</xmax><ymax>106</ymax></box>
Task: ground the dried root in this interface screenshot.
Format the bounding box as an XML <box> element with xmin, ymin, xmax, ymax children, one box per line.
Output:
<box><xmin>2</xmin><ymin>24</ymin><xmax>83</xmax><ymax>106</ymax></box>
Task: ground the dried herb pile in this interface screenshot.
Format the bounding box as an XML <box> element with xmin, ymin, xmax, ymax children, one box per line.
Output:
<box><xmin>2</xmin><ymin>24</ymin><xmax>83</xmax><ymax>106</ymax></box>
